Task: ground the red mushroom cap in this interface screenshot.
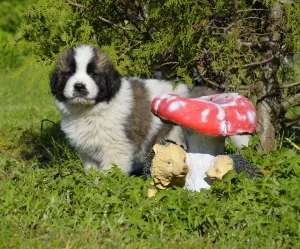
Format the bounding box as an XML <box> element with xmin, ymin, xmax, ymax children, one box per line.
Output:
<box><xmin>151</xmin><ymin>93</ymin><xmax>257</xmax><ymax>136</ymax></box>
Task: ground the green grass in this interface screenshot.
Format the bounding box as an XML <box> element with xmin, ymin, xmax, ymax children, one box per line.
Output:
<box><xmin>1</xmin><ymin>66</ymin><xmax>300</xmax><ymax>249</ymax></box>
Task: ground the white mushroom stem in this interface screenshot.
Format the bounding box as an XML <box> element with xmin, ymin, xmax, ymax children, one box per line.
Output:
<box><xmin>182</xmin><ymin>128</ymin><xmax>225</xmax><ymax>191</ymax></box>
<box><xmin>183</xmin><ymin>128</ymin><xmax>252</xmax><ymax>155</ymax></box>
<box><xmin>229</xmin><ymin>134</ymin><xmax>251</xmax><ymax>149</ymax></box>
<box><xmin>184</xmin><ymin>153</ymin><xmax>217</xmax><ymax>191</ymax></box>
<box><xmin>183</xmin><ymin>127</ymin><xmax>225</xmax><ymax>156</ymax></box>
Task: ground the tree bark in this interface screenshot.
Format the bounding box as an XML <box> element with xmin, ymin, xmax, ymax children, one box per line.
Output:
<box><xmin>256</xmin><ymin>2</ymin><xmax>283</xmax><ymax>152</ymax></box>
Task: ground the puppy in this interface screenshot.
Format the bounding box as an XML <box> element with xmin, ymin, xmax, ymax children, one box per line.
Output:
<box><xmin>50</xmin><ymin>45</ymin><xmax>190</xmax><ymax>174</ymax></box>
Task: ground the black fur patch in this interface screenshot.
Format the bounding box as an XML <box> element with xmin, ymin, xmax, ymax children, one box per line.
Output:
<box><xmin>93</xmin><ymin>47</ymin><xmax>121</xmax><ymax>103</ymax></box>
<box><xmin>50</xmin><ymin>48</ymin><xmax>76</xmax><ymax>102</ymax></box>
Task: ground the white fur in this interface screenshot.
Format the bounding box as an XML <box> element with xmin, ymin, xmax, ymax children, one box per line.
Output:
<box><xmin>57</xmin><ymin>79</ymin><xmax>135</xmax><ymax>173</ymax></box>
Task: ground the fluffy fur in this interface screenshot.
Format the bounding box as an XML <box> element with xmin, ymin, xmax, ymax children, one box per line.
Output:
<box><xmin>50</xmin><ymin>45</ymin><xmax>190</xmax><ymax>174</ymax></box>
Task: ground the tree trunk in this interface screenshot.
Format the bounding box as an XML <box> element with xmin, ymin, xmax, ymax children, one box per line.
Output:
<box><xmin>256</xmin><ymin>79</ymin><xmax>281</xmax><ymax>152</ymax></box>
<box><xmin>256</xmin><ymin>2</ymin><xmax>283</xmax><ymax>152</ymax></box>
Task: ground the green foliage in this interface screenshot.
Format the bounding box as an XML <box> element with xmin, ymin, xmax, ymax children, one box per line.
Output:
<box><xmin>21</xmin><ymin>1</ymin><xmax>95</xmax><ymax>61</ymax></box>
<box><xmin>0</xmin><ymin>0</ymin><xmax>36</xmax><ymax>71</ymax></box>
<box><xmin>19</xmin><ymin>0</ymin><xmax>300</xmax><ymax>91</ymax></box>
<box><xmin>284</xmin><ymin>2</ymin><xmax>300</xmax><ymax>51</ymax></box>
<box><xmin>0</xmin><ymin>35</ymin><xmax>25</xmax><ymax>71</ymax></box>
<box><xmin>0</xmin><ymin>1</ymin><xmax>23</xmax><ymax>33</ymax></box>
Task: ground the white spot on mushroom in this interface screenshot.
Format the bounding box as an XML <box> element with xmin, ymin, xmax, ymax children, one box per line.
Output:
<box><xmin>153</xmin><ymin>99</ymin><xmax>162</xmax><ymax>112</ymax></box>
<box><xmin>247</xmin><ymin>111</ymin><xmax>256</xmax><ymax>124</ymax></box>
<box><xmin>201</xmin><ymin>109</ymin><xmax>210</xmax><ymax>122</ymax></box>
<box><xmin>227</xmin><ymin>122</ymin><xmax>231</xmax><ymax>133</ymax></box>
<box><xmin>235</xmin><ymin>110</ymin><xmax>246</xmax><ymax>120</ymax></box>
<box><xmin>167</xmin><ymin>100</ymin><xmax>187</xmax><ymax>112</ymax></box>
<box><xmin>217</xmin><ymin>108</ymin><xmax>225</xmax><ymax>120</ymax></box>
<box><xmin>220</xmin><ymin>120</ymin><xmax>227</xmax><ymax>134</ymax></box>
<box><xmin>179</xmin><ymin>101</ymin><xmax>187</xmax><ymax>107</ymax></box>
<box><xmin>168</xmin><ymin>102</ymin><xmax>180</xmax><ymax>112</ymax></box>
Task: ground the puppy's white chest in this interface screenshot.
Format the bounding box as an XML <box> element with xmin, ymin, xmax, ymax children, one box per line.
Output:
<box><xmin>62</xmin><ymin>114</ymin><xmax>105</xmax><ymax>149</ymax></box>
<box><xmin>61</xmin><ymin>110</ymin><xmax>133</xmax><ymax>171</ymax></box>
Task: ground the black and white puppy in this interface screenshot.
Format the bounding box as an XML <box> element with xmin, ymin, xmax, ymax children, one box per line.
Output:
<box><xmin>50</xmin><ymin>45</ymin><xmax>190</xmax><ymax>174</ymax></box>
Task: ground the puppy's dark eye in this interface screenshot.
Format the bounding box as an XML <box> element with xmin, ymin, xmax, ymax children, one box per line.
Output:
<box><xmin>88</xmin><ymin>71</ymin><xmax>99</xmax><ymax>76</ymax></box>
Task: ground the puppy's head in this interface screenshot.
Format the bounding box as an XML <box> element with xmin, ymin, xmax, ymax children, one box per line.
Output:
<box><xmin>50</xmin><ymin>45</ymin><xmax>121</xmax><ymax>105</ymax></box>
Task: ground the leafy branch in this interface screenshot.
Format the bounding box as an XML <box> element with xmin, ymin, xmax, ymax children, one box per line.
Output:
<box><xmin>66</xmin><ymin>0</ymin><xmax>135</xmax><ymax>32</ymax></box>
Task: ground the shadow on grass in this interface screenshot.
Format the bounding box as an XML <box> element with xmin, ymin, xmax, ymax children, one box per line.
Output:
<box><xmin>18</xmin><ymin>119</ymin><xmax>78</xmax><ymax>168</ymax></box>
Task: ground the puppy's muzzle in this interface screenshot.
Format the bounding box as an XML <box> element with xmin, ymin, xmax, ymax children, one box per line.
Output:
<box><xmin>73</xmin><ymin>83</ymin><xmax>88</xmax><ymax>96</ymax></box>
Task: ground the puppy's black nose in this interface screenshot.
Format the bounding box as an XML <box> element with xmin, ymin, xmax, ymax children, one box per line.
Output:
<box><xmin>73</xmin><ymin>83</ymin><xmax>88</xmax><ymax>96</ymax></box>
<box><xmin>74</xmin><ymin>83</ymin><xmax>86</xmax><ymax>92</ymax></box>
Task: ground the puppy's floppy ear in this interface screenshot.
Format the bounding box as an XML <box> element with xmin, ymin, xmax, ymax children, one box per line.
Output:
<box><xmin>49</xmin><ymin>69</ymin><xmax>67</xmax><ymax>101</ymax></box>
<box><xmin>104</xmin><ymin>63</ymin><xmax>122</xmax><ymax>97</ymax></box>
<box><xmin>49</xmin><ymin>69</ymin><xmax>58</xmax><ymax>95</ymax></box>
<box><xmin>93</xmin><ymin>48</ymin><xmax>121</xmax><ymax>98</ymax></box>
<box><xmin>56</xmin><ymin>47</ymin><xmax>75</xmax><ymax>71</ymax></box>
<box><xmin>49</xmin><ymin>48</ymin><xmax>71</xmax><ymax>92</ymax></box>
<box><xmin>49</xmin><ymin>48</ymin><xmax>75</xmax><ymax>100</ymax></box>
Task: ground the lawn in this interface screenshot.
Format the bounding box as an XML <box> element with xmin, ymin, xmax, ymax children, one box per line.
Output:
<box><xmin>0</xmin><ymin>63</ymin><xmax>300</xmax><ymax>248</ymax></box>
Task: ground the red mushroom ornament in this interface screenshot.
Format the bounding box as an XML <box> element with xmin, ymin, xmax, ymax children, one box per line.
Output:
<box><xmin>151</xmin><ymin>93</ymin><xmax>257</xmax><ymax>156</ymax></box>
<box><xmin>151</xmin><ymin>93</ymin><xmax>258</xmax><ymax>191</ymax></box>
